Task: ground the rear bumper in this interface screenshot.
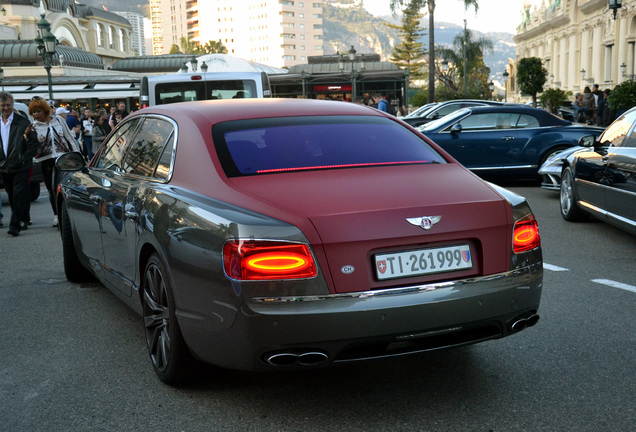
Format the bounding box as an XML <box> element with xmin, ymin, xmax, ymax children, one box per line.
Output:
<box><xmin>180</xmin><ymin>261</ymin><xmax>543</xmax><ymax>371</ymax></box>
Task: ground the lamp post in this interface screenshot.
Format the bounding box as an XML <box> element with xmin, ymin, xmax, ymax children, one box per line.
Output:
<box><xmin>179</xmin><ymin>63</ymin><xmax>188</xmax><ymax>73</ymax></box>
<box><xmin>190</xmin><ymin>56</ymin><xmax>198</xmax><ymax>73</ymax></box>
<box><xmin>580</xmin><ymin>69</ymin><xmax>594</xmax><ymax>84</ymax></box>
<box><xmin>0</xmin><ymin>67</ymin><xmax>4</xmax><ymax>91</ymax></box>
<box><xmin>620</xmin><ymin>62</ymin><xmax>635</xmax><ymax>80</ymax></box>
<box><xmin>609</xmin><ymin>0</ymin><xmax>622</xmax><ymax>20</ymax></box>
<box><xmin>488</xmin><ymin>81</ymin><xmax>495</xmax><ymax>100</ymax></box>
<box><xmin>502</xmin><ymin>70</ymin><xmax>509</xmax><ymax>102</ymax></box>
<box><xmin>301</xmin><ymin>69</ymin><xmax>307</xmax><ymax>99</ymax></box>
<box><xmin>35</xmin><ymin>14</ymin><xmax>57</xmax><ymax>101</ymax></box>
<box><xmin>442</xmin><ymin>60</ymin><xmax>449</xmax><ymax>101</ymax></box>
<box><xmin>200</xmin><ymin>61</ymin><xmax>208</xmax><ymax>73</ymax></box>
<box><xmin>338</xmin><ymin>46</ymin><xmax>365</xmax><ymax>101</ymax></box>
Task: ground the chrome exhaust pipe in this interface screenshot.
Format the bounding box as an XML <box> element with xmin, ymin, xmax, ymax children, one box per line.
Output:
<box><xmin>510</xmin><ymin>319</ymin><xmax>528</xmax><ymax>333</ymax></box>
<box><xmin>526</xmin><ymin>314</ymin><xmax>540</xmax><ymax>327</ymax></box>
<box><xmin>509</xmin><ymin>314</ymin><xmax>540</xmax><ymax>333</ymax></box>
<box><xmin>266</xmin><ymin>351</ymin><xmax>328</xmax><ymax>367</ymax></box>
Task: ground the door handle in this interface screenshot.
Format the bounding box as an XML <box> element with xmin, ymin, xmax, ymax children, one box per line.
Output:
<box><xmin>501</xmin><ymin>136</ymin><xmax>515</xmax><ymax>141</ymax></box>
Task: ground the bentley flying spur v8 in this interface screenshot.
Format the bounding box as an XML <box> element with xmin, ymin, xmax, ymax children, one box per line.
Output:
<box><xmin>56</xmin><ymin>99</ymin><xmax>543</xmax><ymax>385</ymax></box>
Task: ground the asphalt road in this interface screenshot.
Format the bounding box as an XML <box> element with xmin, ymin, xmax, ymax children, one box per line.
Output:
<box><xmin>1</xmin><ymin>184</ymin><xmax>635</xmax><ymax>432</ymax></box>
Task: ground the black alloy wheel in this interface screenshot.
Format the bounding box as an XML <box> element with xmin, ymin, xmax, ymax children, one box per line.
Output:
<box><xmin>142</xmin><ymin>253</ymin><xmax>194</xmax><ymax>385</ymax></box>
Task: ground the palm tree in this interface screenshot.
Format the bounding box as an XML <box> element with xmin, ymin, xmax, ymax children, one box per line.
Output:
<box><xmin>202</xmin><ymin>40</ymin><xmax>228</xmax><ymax>54</ymax></box>
<box><xmin>390</xmin><ymin>0</ymin><xmax>479</xmax><ymax>103</ymax></box>
<box><xmin>436</xmin><ymin>28</ymin><xmax>493</xmax><ymax>98</ymax></box>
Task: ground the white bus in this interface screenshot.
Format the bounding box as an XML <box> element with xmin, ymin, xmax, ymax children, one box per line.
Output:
<box><xmin>139</xmin><ymin>71</ymin><xmax>272</xmax><ymax>108</ymax></box>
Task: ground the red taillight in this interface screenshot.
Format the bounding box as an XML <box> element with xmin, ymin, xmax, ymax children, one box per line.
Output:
<box><xmin>513</xmin><ymin>215</ymin><xmax>541</xmax><ymax>253</ymax></box>
<box><xmin>223</xmin><ymin>240</ymin><xmax>317</xmax><ymax>280</ymax></box>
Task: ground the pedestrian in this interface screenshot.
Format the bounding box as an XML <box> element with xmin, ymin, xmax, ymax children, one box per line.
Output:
<box><xmin>582</xmin><ymin>86</ymin><xmax>595</xmax><ymax>124</ymax></box>
<box><xmin>0</xmin><ymin>91</ymin><xmax>39</xmax><ymax>236</ymax></box>
<box><xmin>377</xmin><ymin>94</ymin><xmax>389</xmax><ymax>113</ymax></box>
<box><xmin>81</xmin><ymin>107</ymin><xmax>94</xmax><ymax>159</ymax></box>
<box><xmin>91</xmin><ymin>111</ymin><xmax>108</xmax><ymax>157</ymax></box>
<box><xmin>47</xmin><ymin>99</ymin><xmax>56</xmax><ymax>111</ymax></box>
<box><xmin>116</xmin><ymin>101</ymin><xmax>129</xmax><ymax>119</ymax></box>
<box><xmin>573</xmin><ymin>93</ymin><xmax>586</xmax><ymax>123</ymax></box>
<box><xmin>29</xmin><ymin>97</ymin><xmax>81</xmax><ymax>228</ymax></box>
<box><xmin>600</xmin><ymin>89</ymin><xmax>615</xmax><ymax>127</ymax></box>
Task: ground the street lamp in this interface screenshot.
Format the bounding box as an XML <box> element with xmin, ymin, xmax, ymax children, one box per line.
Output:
<box><xmin>620</xmin><ymin>62</ymin><xmax>635</xmax><ymax>80</ymax></box>
<box><xmin>179</xmin><ymin>63</ymin><xmax>188</xmax><ymax>73</ymax></box>
<box><xmin>301</xmin><ymin>69</ymin><xmax>307</xmax><ymax>99</ymax></box>
<box><xmin>200</xmin><ymin>61</ymin><xmax>208</xmax><ymax>73</ymax></box>
<box><xmin>35</xmin><ymin>14</ymin><xmax>57</xmax><ymax>101</ymax></box>
<box><xmin>609</xmin><ymin>0</ymin><xmax>622</xmax><ymax>20</ymax></box>
<box><xmin>489</xmin><ymin>81</ymin><xmax>495</xmax><ymax>100</ymax></box>
<box><xmin>0</xmin><ymin>66</ymin><xmax>4</xmax><ymax>90</ymax></box>
<box><xmin>502</xmin><ymin>70</ymin><xmax>509</xmax><ymax>102</ymax></box>
<box><xmin>190</xmin><ymin>56</ymin><xmax>198</xmax><ymax>73</ymax></box>
<box><xmin>338</xmin><ymin>46</ymin><xmax>365</xmax><ymax>101</ymax></box>
<box><xmin>580</xmin><ymin>69</ymin><xmax>594</xmax><ymax>84</ymax></box>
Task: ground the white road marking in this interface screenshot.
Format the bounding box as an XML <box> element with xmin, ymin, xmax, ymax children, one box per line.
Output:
<box><xmin>591</xmin><ymin>279</ymin><xmax>636</xmax><ymax>294</ymax></box>
<box><xmin>543</xmin><ymin>263</ymin><xmax>569</xmax><ymax>272</ymax></box>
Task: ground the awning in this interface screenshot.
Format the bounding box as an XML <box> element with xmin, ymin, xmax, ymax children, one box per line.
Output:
<box><xmin>9</xmin><ymin>84</ymin><xmax>139</xmax><ymax>102</ymax></box>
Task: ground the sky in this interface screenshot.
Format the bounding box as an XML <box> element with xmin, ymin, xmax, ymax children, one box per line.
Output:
<box><xmin>362</xmin><ymin>0</ymin><xmax>539</xmax><ymax>35</ymax></box>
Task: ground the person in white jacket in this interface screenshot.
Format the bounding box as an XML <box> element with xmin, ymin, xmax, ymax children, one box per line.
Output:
<box><xmin>28</xmin><ymin>97</ymin><xmax>81</xmax><ymax>227</ymax></box>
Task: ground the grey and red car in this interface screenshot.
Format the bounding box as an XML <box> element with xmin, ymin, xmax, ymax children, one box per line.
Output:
<box><xmin>56</xmin><ymin>99</ymin><xmax>543</xmax><ymax>385</ymax></box>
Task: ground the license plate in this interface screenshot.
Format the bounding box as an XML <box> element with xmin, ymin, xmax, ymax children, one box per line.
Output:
<box><xmin>375</xmin><ymin>244</ymin><xmax>473</xmax><ymax>280</ymax></box>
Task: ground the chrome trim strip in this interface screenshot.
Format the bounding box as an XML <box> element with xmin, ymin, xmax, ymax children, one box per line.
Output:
<box><xmin>575</xmin><ymin>178</ymin><xmax>636</xmax><ymax>198</ymax></box>
<box><xmin>579</xmin><ymin>201</ymin><xmax>636</xmax><ymax>228</ymax></box>
<box><xmin>251</xmin><ymin>262</ymin><xmax>542</xmax><ymax>303</ymax></box>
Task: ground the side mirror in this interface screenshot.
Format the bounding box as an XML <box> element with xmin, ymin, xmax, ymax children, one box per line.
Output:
<box><xmin>56</xmin><ymin>151</ymin><xmax>86</xmax><ymax>172</ymax></box>
<box><xmin>450</xmin><ymin>123</ymin><xmax>462</xmax><ymax>134</ymax></box>
<box><xmin>578</xmin><ymin>135</ymin><xmax>597</xmax><ymax>148</ymax></box>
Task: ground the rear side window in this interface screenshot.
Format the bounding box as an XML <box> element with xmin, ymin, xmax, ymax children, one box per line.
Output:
<box><xmin>154</xmin><ymin>80</ymin><xmax>257</xmax><ymax>105</ymax></box>
<box><xmin>122</xmin><ymin>117</ymin><xmax>175</xmax><ymax>178</ymax></box>
<box><xmin>600</xmin><ymin>109</ymin><xmax>636</xmax><ymax>148</ymax></box>
<box><xmin>94</xmin><ymin>119</ymin><xmax>141</xmax><ymax>171</ymax></box>
<box><xmin>213</xmin><ymin>116</ymin><xmax>446</xmax><ymax>177</ymax></box>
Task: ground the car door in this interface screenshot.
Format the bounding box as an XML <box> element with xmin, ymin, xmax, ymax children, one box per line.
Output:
<box><xmin>435</xmin><ymin>112</ymin><xmax>516</xmax><ymax>169</ymax></box>
<box><xmin>100</xmin><ymin>116</ymin><xmax>177</xmax><ymax>296</ymax></box>
<box><xmin>65</xmin><ymin>119</ymin><xmax>141</xmax><ymax>267</ymax></box>
<box><xmin>602</xmin><ymin>112</ymin><xmax>636</xmax><ymax>225</ymax></box>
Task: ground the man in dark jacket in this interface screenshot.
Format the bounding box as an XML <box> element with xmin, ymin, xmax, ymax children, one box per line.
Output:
<box><xmin>0</xmin><ymin>92</ymin><xmax>38</xmax><ymax>236</ymax></box>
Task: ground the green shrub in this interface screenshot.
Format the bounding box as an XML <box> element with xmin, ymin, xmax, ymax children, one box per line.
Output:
<box><xmin>539</xmin><ymin>88</ymin><xmax>572</xmax><ymax>114</ymax></box>
<box><xmin>410</xmin><ymin>91</ymin><xmax>428</xmax><ymax>107</ymax></box>
<box><xmin>607</xmin><ymin>80</ymin><xmax>636</xmax><ymax>112</ymax></box>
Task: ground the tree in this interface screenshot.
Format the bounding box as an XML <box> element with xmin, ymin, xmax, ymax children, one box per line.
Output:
<box><xmin>387</xmin><ymin>1</ymin><xmax>427</xmax><ymax>83</ymax></box>
<box><xmin>435</xmin><ymin>29</ymin><xmax>493</xmax><ymax>99</ymax></box>
<box><xmin>390</xmin><ymin>0</ymin><xmax>479</xmax><ymax>103</ymax></box>
<box><xmin>517</xmin><ymin>57</ymin><xmax>547</xmax><ymax>108</ymax></box>
<box><xmin>202</xmin><ymin>40</ymin><xmax>228</xmax><ymax>54</ymax></box>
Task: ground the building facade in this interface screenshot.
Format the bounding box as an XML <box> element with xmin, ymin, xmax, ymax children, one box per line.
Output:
<box><xmin>514</xmin><ymin>0</ymin><xmax>636</xmax><ymax>98</ymax></box>
<box><xmin>114</xmin><ymin>11</ymin><xmax>146</xmax><ymax>57</ymax></box>
<box><xmin>150</xmin><ymin>0</ymin><xmax>324</xmax><ymax>68</ymax></box>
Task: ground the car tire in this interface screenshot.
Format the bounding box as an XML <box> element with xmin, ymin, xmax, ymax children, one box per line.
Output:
<box><xmin>560</xmin><ymin>167</ymin><xmax>587</xmax><ymax>221</ymax></box>
<box><xmin>60</xmin><ymin>202</ymin><xmax>95</xmax><ymax>282</ymax></box>
<box><xmin>29</xmin><ymin>181</ymin><xmax>40</xmax><ymax>202</ymax></box>
<box><xmin>142</xmin><ymin>253</ymin><xmax>195</xmax><ymax>385</ymax></box>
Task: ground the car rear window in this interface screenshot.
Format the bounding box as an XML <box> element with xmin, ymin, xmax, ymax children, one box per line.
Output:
<box><xmin>213</xmin><ymin>116</ymin><xmax>446</xmax><ymax>177</ymax></box>
<box><xmin>154</xmin><ymin>80</ymin><xmax>257</xmax><ymax>104</ymax></box>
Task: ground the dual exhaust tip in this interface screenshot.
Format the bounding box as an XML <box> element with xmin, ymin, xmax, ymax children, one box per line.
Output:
<box><xmin>509</xmin><ymin>313</ymin><xmax>540</xmax><ymax>333</ymax></box>
<box><xmin>265</xmin><ymin>351</ymin><xmax>329</xmax><ymax>367</ymax></box>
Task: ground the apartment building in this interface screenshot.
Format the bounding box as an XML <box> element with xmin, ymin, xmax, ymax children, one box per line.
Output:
<box><xmin>114</xmin><ymin>11</ymin><xmax>147</xmax><ymax>56</ymax></box>
<box><xmin>150</xmin><ymin>0</ymin><xmax>324</xmax><ymax>68</ymax></box>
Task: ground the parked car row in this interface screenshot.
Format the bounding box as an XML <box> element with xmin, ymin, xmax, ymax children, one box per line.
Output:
<box><xmin>400</xmin><ymin>99</ymin><xmax>508</xmax><ymax>128</ymax></box>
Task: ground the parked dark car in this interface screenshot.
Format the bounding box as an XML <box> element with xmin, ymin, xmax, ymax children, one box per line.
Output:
<box><xmin>401</xmin><ymin>99</ymin><xmax>507</xmax><ymax>128</ymax></box>
<box><xmin>418</xmin><ymin>105</ymin><xmax>604</xmax><ymax>180</ymax></box>
<box><xmin>560</xmin><ymin>106</ymin><xmax>636</xmax><ymax>233</ymax></box>
<box><xmin>55</xmin><ymin>99</ymin><xmax>542</xmax><ymax>385</ymax></box>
